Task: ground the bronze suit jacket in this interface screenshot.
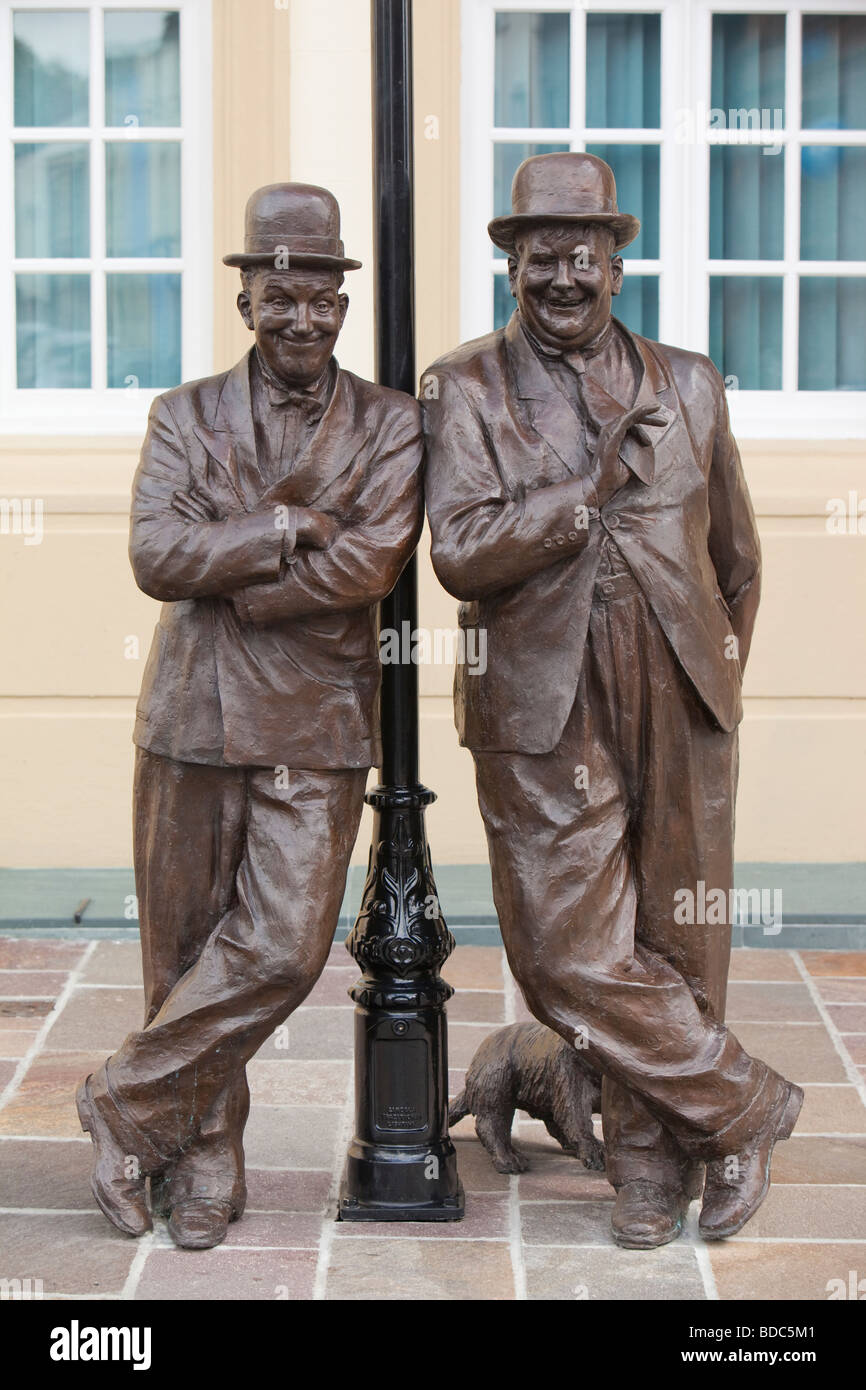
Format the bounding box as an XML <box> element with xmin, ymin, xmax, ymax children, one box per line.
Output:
<box><xmin>422</xmin><ymin>313</ymin><xmax>760</xmax><ymax>752</ymax></box>
<box><xmin>131</xmin><ymin>349</ymin><xmax>423</xmax><ymax>769</ymax></box>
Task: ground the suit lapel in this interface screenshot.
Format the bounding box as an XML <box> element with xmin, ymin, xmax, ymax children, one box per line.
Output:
<box><xmin>193</xmin><ymin>350</ymin><xmax>262</xmax><ymax>512</ymax></box>
<box><xmin>609</xmin><ymin>320</ymin><xmax>677</xmax><ymax>485</ymax></box>
<box><xmin>506</xmin><ymin>313</ymin><xmax>584</xmax><ymax>477</ymax></box>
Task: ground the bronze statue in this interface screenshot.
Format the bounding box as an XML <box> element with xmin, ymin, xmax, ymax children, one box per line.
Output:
<box><xmin>76</xmin><ymin>183</ymin><xmax>423</xmax><ymax>1250</ymax></box>
<box><xmin>423</xmin><ymin>153</ymin><xmax>802</xmax><ymax>1249</ymax></box>
<box><xmin>450</xmin><ymin>1022</ymin><xmax>603</xmax><ymax>1175</ymax></box>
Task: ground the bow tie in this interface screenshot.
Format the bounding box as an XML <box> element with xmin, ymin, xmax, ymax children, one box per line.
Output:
<box><xmin>264</xmin><ymin>382</ymin><xmax>327</xmax><ymax>422</ymax></box>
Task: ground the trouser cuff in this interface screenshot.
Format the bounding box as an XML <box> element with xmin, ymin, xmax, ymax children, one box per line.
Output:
<box><xmin>94</xmin><ymin>1062</ymin><xmax>171</xmax><ymax>1172</ymax></box>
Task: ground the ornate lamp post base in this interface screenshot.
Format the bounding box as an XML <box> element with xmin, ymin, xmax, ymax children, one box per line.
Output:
<box><xmin>339</xmin><ymin>786</ymin><xmax>464</xmax><ymax>1221</ymax></box>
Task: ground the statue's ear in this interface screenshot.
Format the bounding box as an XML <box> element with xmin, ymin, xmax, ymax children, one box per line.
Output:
<box><xmin>338</xmin><ymin>293</ymin><xmax>349</xmax><ymax>326</ymax></box>
<box><xmin>610</xmin><ymin>255</ymin><xmax>624</xmax><ymax>297</ymax></box>
<box><xmin>237</xmin><ymin>291</ymin><xmax>254</xmax><ymax>331</ymax></box>
<box><xmin>507</xmin><ymin>255</ymin><xmax>519</xmax><ymax>296</ymax></box>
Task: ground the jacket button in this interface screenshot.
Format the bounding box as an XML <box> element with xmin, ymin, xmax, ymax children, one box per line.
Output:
<box><xmin>555</xmin><ymin>534</ymin><xmax>564</xmax><ymax>545</ymax></box>
<box><xmin>567</xmin><ymin>530</ymin><xmax>578</xmax><ymax>541</ymax></box>
<box><xmin>543</xmin><ymin>537</ymin><xmax>552</xmax><ymax>548</ymax></box>
<box><xmin>606</xmin><ymin>514</ymin><xmax>620</xmax><ymax>529</ymax></box>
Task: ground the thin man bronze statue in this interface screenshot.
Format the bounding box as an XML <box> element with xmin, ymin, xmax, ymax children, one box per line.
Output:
<box><xmin>422</xmin><ymin>153</ymin><xmax>802</xmax><ymax>1248</ymax></box>
<box><xmin>76</xmin><ymin>184</ymin><xmax>423</xmax><ymax>1250</ymax></box>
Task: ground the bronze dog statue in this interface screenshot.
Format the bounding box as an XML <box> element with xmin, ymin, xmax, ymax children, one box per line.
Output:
<box><xmin>449</xmin><ymin>1022</ymin><xmax>604</xmax><ymax>1174</ymax></box>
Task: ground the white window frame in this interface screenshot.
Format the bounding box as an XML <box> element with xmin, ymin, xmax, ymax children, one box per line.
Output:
<box><xmin>0</xmin><ymin>0</ymin><xmax>212</xmax><ymax>435</ymax></box>
<box><xmin>461</xmin><ymin>0</ymin><xmax>866</xmax><ymax>439</ymax></box>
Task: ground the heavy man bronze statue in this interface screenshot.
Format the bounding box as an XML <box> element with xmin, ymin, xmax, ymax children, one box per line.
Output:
<box><xmin>77</xmin><ymin>184</ymin><xmax>423</xmax><ymax>1250</ymax></box>
<box><xmin>422</xmin><ymin>153</ymin><xmax>802</xmax><ymax>1248</ymax></box>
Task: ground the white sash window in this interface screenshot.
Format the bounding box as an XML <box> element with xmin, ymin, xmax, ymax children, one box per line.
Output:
<box><xmin>462</xmin><ymin>0</ymin><xmax>866</xmax><ymax>437</ymax></box>
<box><xmin>0</xmin><ymin>0</ymin><xmax>212</xmax><ymax>432</ymax></box>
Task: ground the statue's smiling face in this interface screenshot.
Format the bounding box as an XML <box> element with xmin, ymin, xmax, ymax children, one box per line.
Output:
<box><xmin>238</xmin><ymin>269</ymin><xmax>348</xmax><ymax>387</ymax></box>
<box><xmin>509</xmin><ymin>224</ymin><xmax>622</xmax><ymax>351</ymax></box>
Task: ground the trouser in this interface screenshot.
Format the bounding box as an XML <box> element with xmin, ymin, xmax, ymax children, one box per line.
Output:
<box><xmin>103</xmin><ymin>748</ymin><xmax>367</xmax><ymax>1180</ymax></box>
<box><xmin>473</xmin><ymin>569</ymin><xmax>783</xmax><ymax>1173</ymax></box>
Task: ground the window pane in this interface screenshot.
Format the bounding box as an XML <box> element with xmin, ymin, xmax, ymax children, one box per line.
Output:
<box><xmin>16</xmin><ymin>274</ymin><xmax>91</xmax><ymax>388</ymax></box>
<box><xmin>711</xmin><ymin>14</ymin><xmax>785</xmax><ymax>123</ymax></box>
<box><xmin>105</xmin><ymin>142</ymin><xmax>181</xmax><ymax>256</ymax></box>
<box><xmin>586</xmin><ymin>144</ymin><xmax>658</xmax><ymax>259</ymax></box>
<box><xmin>15</xmin><ymin>143</ymin><xmax>89</xmax><ymax>258</ymax></box>
<box><xmin>709</xmin><ymin>277</ymin><xmax>782</xmax><ymax>390</ymax></box>
<box><xmin>586</xmin><ymin>14</ymin><xmax>660</xmax><ymax>129</ymax></box>
<box><xmin>493</xmin><ymin>273</ymin><xmax>513</xmax><ymax>330</ymax></box>
<box><xmin>13</xmin><ymin>10</ymin><xmax>89</xmax><ymax>127</ymax></box>
<box><xmin>107</xmin><ymin>273</ymin><xmax>181</xmax><ymax>388</ymax></box>
<box><xmin>494</xmin><ymin>12</ymin><xmax>569</xmax><ymax>128</ymax></box>
<box><xmin>105</xmin><ymin>10</ymin><xmax>181</xmax><ymax>127</ymax></box>
<box><xmin>801</xmin><ymin>147</ymin><xmax>866</xmax><ymax>261</ymax></box>
<box><xmin>614</xmin><ymin>275</ymin><xmax>658</xmax><ymax>339</ymax></box>
<box><xmin>799</xmin><ymin>277</ymin><xmax>866</xmax><ymax>390</ymax></box>
<box><xmin>710</xmin><ymin>147</ymin><xmax>784</xmax><ymax>260</ymax></box>
<box><xmin>493</xmin><ymin>142</ymin><xmax>569</xmax><ymax>258</ymax></box>
<box><xmin>802</xmin><ymin>15</ymin><xmax>866</xmax><ymax>131</ymax></box>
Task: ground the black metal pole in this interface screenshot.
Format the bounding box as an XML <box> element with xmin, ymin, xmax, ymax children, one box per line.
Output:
<box><xmin>338</xmin><ymin>0</ymin><xmax>463</xmax><ymax>1222</ymax></box>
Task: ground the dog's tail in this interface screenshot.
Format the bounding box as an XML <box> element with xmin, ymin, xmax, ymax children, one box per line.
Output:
<box><xmin>448</xmin><ymin>1090</ymin><xmax>471</xmax><ymax>1127</ymax></box>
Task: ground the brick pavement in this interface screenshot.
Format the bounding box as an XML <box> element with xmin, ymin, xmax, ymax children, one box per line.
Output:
<box><xmin>0</xmin><ymin>937</ymin><xmax>864</xmax><ymax>1301</ymax></box>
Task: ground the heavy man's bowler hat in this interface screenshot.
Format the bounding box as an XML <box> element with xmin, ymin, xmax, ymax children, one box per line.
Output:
<box><xmin>488</xmin><ymin>152</ymin><xmax>640</xmax><ymax>255</ymax></box>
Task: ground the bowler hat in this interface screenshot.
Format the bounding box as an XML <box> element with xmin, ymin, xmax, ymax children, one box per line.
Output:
<box><xmin>223</xmin><ymin>183</ymin><xmax>362</xmax><ymax>271</ymax></box>
<box><xmin>488</xmin><ymin>152</ymin><xmax>640</xmax><ymax>255</ymax></box>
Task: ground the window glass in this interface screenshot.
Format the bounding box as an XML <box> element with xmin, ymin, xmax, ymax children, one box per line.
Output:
<box><xmin>13</xmin><ymin>10</ymin><xmax>90</xmax><ymax>127</ymax></box>
<box><xmin>586</xmin><ymin>14</ymin><xmax>660</xmax><ymax>129</ymax></box>
<box><xmin>105</xmin><ymin>141</ymin><xmax>181</xmax><ymax>257</ymax></box>
<box><xmin>802</xmin><ymin>15</ymin><xmax>866</xmax><ymax>130</ymax></box>
<box><xmin>711</xmin><ymin>14</ymin><xmax>785</xmax><ymax>121</ymax></box>
<box><xmin>15</xmin><ymin>143</ymin><xmax>90</xmax><ymax>257</ymax></box>
<box><xmin>107</xmin><ymin>272</ymin><xmax>181</xmax><ymax>388</ymax></box>
<box><xmin>104</xmin><ymin>10</ymin><xmax>181</xmax><ymax>127</ymax></box>
<box><xmin>709</xmin><ymin>276</ymin><xmax>782</xmax><ymax>389</ymax></box>
<box><xmin>799</xmin><ymin>278</ymin><xmax>866</xmax><ymax>390</ymax></box>
<box><xmin>614</xmin><ymin>275</ymin><xmax>659</xmax><ymax>340</ymax></box>
<box><xmin>800</xmin><ymin>146</ymin><xmax>866</xmax><ymax>261</ymax></box>
<box><xmin>493</xmin><ymin>273</ymin><xmax>514</xmax><ymax>330</ymax></box>
<box><xmin>494</xmin><ymin>12</ymin><xmax>570</xmax><ymax>127</ymax></box>
<box><xmin>16</xmin><ymin>273</ymin><xmax>91</xmax><ymax>388</ymax></box>
<box><xmin>710</xmin><ymin>146</ymin><xmax>784</xmax><ymax>260</ymax></box>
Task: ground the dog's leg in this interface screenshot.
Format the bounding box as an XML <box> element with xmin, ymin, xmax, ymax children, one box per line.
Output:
<box><xmin>475</xmin><ymin>1106</ymin><xmax>528</xmax><ymax>1174</ymax></box>
<box><xmin>549</xmin><ymin>1104</ymin><xmax>607</xmax><ymax>1172</ymax></box>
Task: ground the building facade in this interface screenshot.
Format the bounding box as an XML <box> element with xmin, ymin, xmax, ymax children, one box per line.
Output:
<box><xmin>1</xmin><ymin>0</ymin><xmax>864</xmax><ymax>884</ymax></box>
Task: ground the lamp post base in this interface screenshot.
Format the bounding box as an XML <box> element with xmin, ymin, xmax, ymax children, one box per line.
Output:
<box><xmin>338</xmin><ymin>785</ymin><xmax>463</xmax><ymax>1222</ymax></box>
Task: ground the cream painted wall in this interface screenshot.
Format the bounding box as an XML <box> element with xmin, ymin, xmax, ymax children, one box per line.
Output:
<box><xmin>0</xmin><ymin>0</ymin><xmax>863</xmax><ymax>873</ymax></box>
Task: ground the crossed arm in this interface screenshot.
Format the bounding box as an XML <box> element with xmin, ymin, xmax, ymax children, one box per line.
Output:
<box><xmin>130</xmin><ymin>394</ymin><xmax>423</xmax><ymax>622</ymax></box>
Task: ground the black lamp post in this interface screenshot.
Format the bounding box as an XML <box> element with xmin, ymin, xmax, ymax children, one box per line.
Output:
<box><xmin>338</xmin><ymin>0</ymin><xmax>464</xmax><ymax>1222</ymax></box>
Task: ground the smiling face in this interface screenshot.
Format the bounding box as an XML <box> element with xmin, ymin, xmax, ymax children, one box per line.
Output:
<box><xmin>508</xmin><ymin>223</ymin><xmax>623</xmax><ymax>351</ymax></box>
<box><xmin>237</xmin><ymin>268</ymin><xmax>348</xmax><ymax>387</ymax></box>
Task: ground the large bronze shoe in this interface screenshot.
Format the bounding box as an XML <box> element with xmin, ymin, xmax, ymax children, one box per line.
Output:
<box><xmin>611</xmin><ymin>1179</ymin><xmax>690</xmax><ymax>1249</ymax></box>
<box><xmin>167</xmin><ymin>1198</ymin><xmax>236</xmax><ymax>1250</ymax></box>
<box><xmin>699</xmin><ymin>1081</ymin><xmax>804</xmax><ymax>1240</ymax></box>
<box><xmin>76</xmin><ymin>1076</ymin><xmax>152</xmax><ymax>1237</ymax></box>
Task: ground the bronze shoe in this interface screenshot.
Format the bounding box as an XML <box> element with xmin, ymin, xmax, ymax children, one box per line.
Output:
<box><xmin>611</xmin><ymin>1179</ymin><xmax>690</xmax><ymax>1249</ymax></box>
<box><xmin>699</xmin><ymin>1081</ymin><xmax>804</xmax><ymax>1240</ymax></box>
<box><xmin>167</xmin><ymin>1198</ymin><xmax>236</xmax><ymax>1250</ymax></box>
<box><xmin>76</xmin><ymin>1076</ymin><xmax>152</xmax><ymax>1238</ymax></box>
